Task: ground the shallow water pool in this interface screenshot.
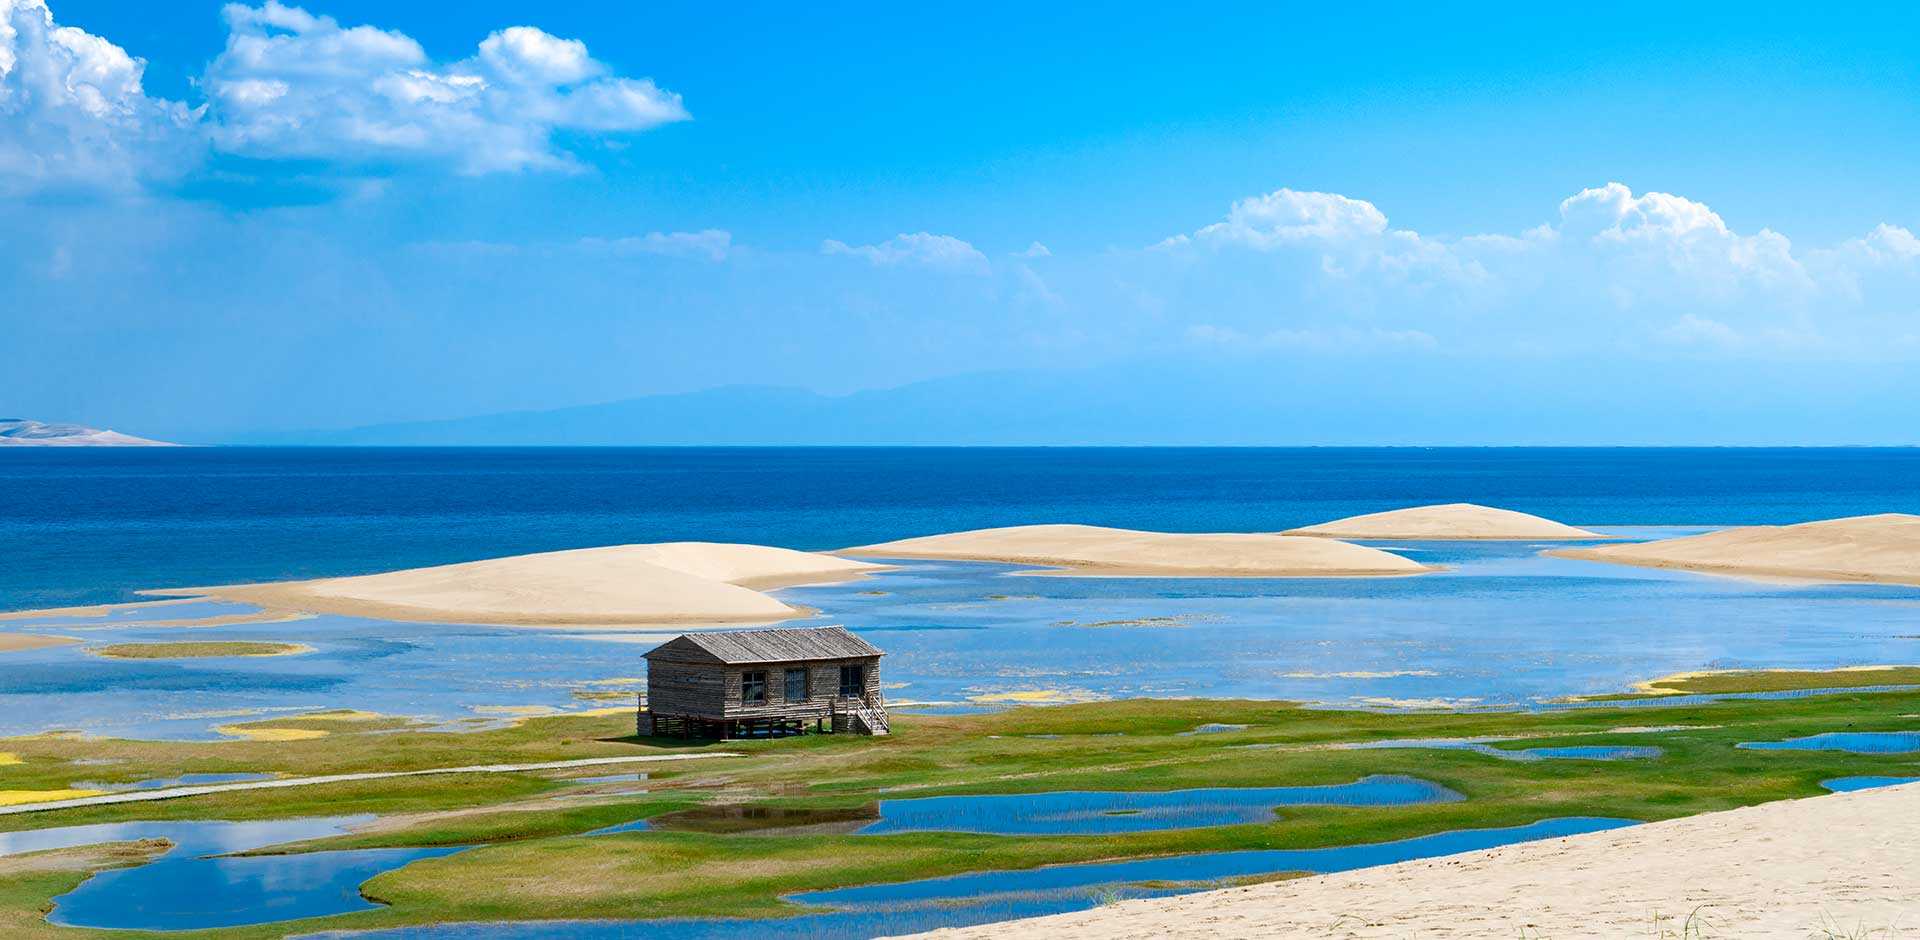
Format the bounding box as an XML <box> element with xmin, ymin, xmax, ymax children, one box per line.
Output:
<box><xmin>0</xmin><ymin>817</ymin><xmax>461</xmax><ymax>931</ymax></box>
<box><xmin>1739</xmin><ymin>732</ymin><xmax>1920</xmax><ymax>754</ymax></box>
<box><xmin>1820</xmin><ymin>775</ymin><xmax>1920</xmax><ymax>792</ymax></box>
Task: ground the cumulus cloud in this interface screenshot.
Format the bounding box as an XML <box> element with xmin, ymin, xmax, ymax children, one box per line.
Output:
<box><xmin>203</xmin><ymin>2</ymin><xmax>688</xmax><ymax>173</ymax></box>
<box><xmin>1159</xmin><ymin>187</ymin><xmax>1491</xmax><ymax>290</ymax></box>
<box><xmin>1554</xmin><ymin>183</ymin><xmax>1809</xmax><ymax>301</ymax></box>
<box><xmin>1127</xmin><ymin>181</ymin><xmax>1920</xmax><ymax>359</ymax></box>
<box><xmin>0</xmin><ymin>0</ymin><xmax>692</xmax><ymax>191</ymax></box>
<box><xmin>821</xmin><ymin>232</ymin><xmax>990</xmax><ymax>273</ymax></box>
<box><xmin>0</xmin><ymin>0</ymin><xmax>200</xmax><ymax>193</ymax></box>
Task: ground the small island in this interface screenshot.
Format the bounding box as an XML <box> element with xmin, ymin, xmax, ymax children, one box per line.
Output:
<box><xmin>0</xmin><ymin>418</ymin><xmax>172</xmax><ymax>447</ymax></box>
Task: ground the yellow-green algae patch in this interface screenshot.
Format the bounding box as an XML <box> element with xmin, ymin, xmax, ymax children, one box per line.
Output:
<box><xmin>90</xmin><ymin>641</ymin><xmax>313</xmax><ymax>660</ymax></box>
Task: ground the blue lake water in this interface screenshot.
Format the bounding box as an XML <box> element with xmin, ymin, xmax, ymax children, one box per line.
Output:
<box><xmin>1739</xmin><ymin>732</ymin><xmax>1920</xmax><ymax>754</ymax></box>
<box><xmin>75</xmin><ymin>771</ymin><xmax>276</xmax><ymax>791</ymax></box>
<box><xmin>316</xmin><ymin>817</ymin><xmax>1636</xmax><ymax>940</ymax></box>
<box><xmin>0</xmin><ymin>816</ymin><xmax>461</xmax><ymax>930</ymax></box>
<box><xmin>857</xmin><ymin>775</ymin><xmax>1461</xmax><ymax>834</ymax></box>
<box><xmin>1821</xmin><ymin>776</ymin><xmax>1920</xmax><ymax>792</ymax></box>
<box><xmin>4</xmin><ymin>538</ymin><xmax>1920</xmax><ymax>739</ymax></box>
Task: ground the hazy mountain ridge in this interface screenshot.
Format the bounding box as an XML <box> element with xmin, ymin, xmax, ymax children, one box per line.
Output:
<box><xmin>216</xmin><ymin>356</ymin><xmax>1920</xmax><ymax>447</ymax></box>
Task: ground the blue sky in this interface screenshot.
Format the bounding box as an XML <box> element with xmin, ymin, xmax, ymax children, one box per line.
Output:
<box><xmin>8</xmin><ymin>1</ymin><xmax>1920</xmax><ymax>441</ymax></box>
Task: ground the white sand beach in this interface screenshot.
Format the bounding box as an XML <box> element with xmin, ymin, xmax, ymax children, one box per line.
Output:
<box><xmin>1551</xmin><ymin>513</ymin><xmax>1920</xmax><ymax>585</ymax></box>
<box><xmin>901</xmin><ymin>783</ymin><xmax>1920</xmax><ymax>939</ymax></box>
<box><xmin>839</xmin><ymin>524</ymin><xmax>1429</xmax><ymax>577</ymax></box>
<box><xmin>147</xmin><ymin>543</ymin><xmax>887</xmax><ymax>628</ymax></box>
<box><xmin>1284</xmin><ymin>502</ymin><xmax>1608</xmax><ymax>540</ymax></box>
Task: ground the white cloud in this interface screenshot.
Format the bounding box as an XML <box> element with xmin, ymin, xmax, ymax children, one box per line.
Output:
<box><xmin>202</xmin><ymin>2</ymin><xmax>688</xmax><ymax>173</ymax></box>
<box><xmin>1183</xmin><ymin>188</ymin><xmax>1389</xmax><ymax>248</ymax></box>
<box><xmin>580</xmin><ymin>229</ymin><xmax>731</xmax><ymax>262</ymax></box>
<box><xmin>1555</xmin><ymin>182</ymin><xmax>1809</xmax><ymax>299</ymax></box>
<box><xmin>1833</xmin><ymin>223</ymin><xmax>1920</xmax><ymax>265</ymax></box>
<box><xmin>0</xmin><ymin>0</ymin><xmax>200</xmax><ymax>193</ymax></box>
<box><xmin>821</xmin><ymin>232</ymin><xmax>989</xmax><ymax>273</ymax></box>
<box><xmin>1015</xmin><ymin>241</ymin><xmax>1051</xmax><ymax>258</ymax></box>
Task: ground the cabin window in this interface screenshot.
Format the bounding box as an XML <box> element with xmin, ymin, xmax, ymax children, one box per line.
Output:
<box><xmin>741</xmin><ymin>670</ymin><xmax>767</xmax><ymax>705</ymax></box>
<box><xmin>784</xmin><ymin>668</ymin><xmax>808</xmax><ymax>701</ymax></box>
<box><xmin>839</xmin><ymin>663</ymin><xmax>865</xmax><ymax>697</ymax></box>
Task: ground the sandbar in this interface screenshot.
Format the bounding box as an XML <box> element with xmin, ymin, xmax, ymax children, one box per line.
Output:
<box><xmin>143</xmin><ymin>542</ymin><xmax>888</xmax><ymax>628</ymax></box>
<box><xmin>1549</xmin><ymin>513</ymin><xmax>1920</xmax><ymax>585</ymax></box>
<box><xmin>903</xmin><ymin>783</ymin><xmax>1920</xmax><ymax>939</ymax></box>
<box><xmin>1284</xmin><ymin>503</ymin><xmax>1609</xmax><ymax>540</ymax></box>
<box><xmin>840</xmin><ymin>525</ymin><xmax>1429</xmax><ymax>577</ymax></box>
<box><xmin>0</xmin><ymin>634</ymin><xmax>78</xmax><ymax>653</ymax></box>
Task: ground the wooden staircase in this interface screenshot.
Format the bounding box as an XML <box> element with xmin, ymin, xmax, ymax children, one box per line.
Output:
<box><xmin>840</xmin><ymin>699</ymin><xmax>890</xmax><ymax>736</ymax></box>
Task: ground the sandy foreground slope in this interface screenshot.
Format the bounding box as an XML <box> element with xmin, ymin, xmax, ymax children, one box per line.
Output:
<box><xmin>1551</xmin><ymin>513</ymin><xmax>1920</xmax><ymax>585</ymax></box>
<box><xmin>840</xmin><ymin>524</ymin><xmax>1430</xmax><ymax>577</ymax></box>
<box><xmin>147</xmin><ymin>543</ymin><xmax>888</xmax><ymax>627</ymax></box>
<box><xmin>901</xmin><ymin>783</ymin><xmax>1920</xmax><ymax>940</ymax></box>
<box><xmin>1284</xmin><ymin>502</ymin><xmax>1609</xmax><ymax>540</ymax></box>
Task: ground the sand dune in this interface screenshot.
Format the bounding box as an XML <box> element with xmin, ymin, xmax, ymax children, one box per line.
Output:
<box><xmin>0</xmin><ymin>634</ymin><xmax>78</xmax><ymax>653</ymax></box>
<box><xmin>840</xmin><ymin>524</ymin><xmax>1429</xmax><ymax>577</ymax></box>
<box><xmin>152</xmin><ymin>543</ymin><xmax>887</xmax><ymax>628</ymax></box>
<box><xmin>1550</xmin><ymin>513</ymin><xmax>1920</xmax><ymax>585</ymax></box>
<box><xmin>1284</xmin><ymin>503</ymin><xmax>1608</xmax><ymax>540</ymax></box>
<box><xmin>901</xmin><ymin>783</ymin><xmax>1920</xmax><ymax>940</ymax></box>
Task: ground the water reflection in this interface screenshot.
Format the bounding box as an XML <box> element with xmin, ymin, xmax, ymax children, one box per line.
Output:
<box><xmin>857</xmin><ymin>775</ymin><xmax>1462</xmax><ymax>835</ymax></box>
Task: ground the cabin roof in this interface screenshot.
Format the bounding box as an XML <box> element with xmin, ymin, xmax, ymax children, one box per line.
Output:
<box><xmin>644</xmin><ymin>625</ymin><xmax>882</xmax><ymax>665</ymax></box>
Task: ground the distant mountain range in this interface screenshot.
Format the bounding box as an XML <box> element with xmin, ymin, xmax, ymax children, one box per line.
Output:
<box><xmin>0</xmin><ymin>418</ymin><xmax>173</xmax><ymax>447</ymax></box>
<box><xmin>216</xmin><ymin>355</ymin><xmax>1920</xmax><ymax>447</ymax></box>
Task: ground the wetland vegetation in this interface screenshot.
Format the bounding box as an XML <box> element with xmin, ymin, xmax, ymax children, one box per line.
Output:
<box><xmin>0</xmin><ymin>670</ymin><xmax>1915</xmax><ymax>936</ymax></box>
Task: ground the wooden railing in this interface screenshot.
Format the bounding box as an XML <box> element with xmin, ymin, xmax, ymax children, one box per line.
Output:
<box><xmin>848</xmin><ymin>700</ymin><xmax>890</xmax><ymax>736</ymax></box>
<box><xmin>831</xmin><ymin>696</ymin><xmax>890</xmax><ymax>736</ymax></box>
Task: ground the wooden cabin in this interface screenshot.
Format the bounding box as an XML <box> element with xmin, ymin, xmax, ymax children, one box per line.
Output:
<box><xmin>641</xmin><ymin>625</ymin><xmax>888</xmax><ymax>739</ymax></box>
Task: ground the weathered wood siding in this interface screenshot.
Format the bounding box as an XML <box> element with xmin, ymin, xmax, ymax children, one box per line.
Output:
<box><xmin>648</xmin><ymin>655</ymin><xmax>882</xmax><ymax>722</ymax></box>
<box><xmin>645</xmin><ymin>660</ymin><xmax>730</xmax><ymax>719</ymax></box>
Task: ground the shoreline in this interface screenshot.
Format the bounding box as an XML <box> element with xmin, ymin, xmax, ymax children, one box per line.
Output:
<box><xmin>1547</xmin><ymin>547</ymin><xmax>1920</xmax><ymax>587</ymax></box>
<box><xmin>844</xmin><ymin>551</ymin><xmax>1440</xmax><ymax>579</ymax></box>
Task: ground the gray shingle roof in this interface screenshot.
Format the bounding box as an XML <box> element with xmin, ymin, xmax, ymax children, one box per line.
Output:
<box><xmin>644</xmin><ymin>625</ymin><xmax>882</xmax><ymax>664</ymax></box>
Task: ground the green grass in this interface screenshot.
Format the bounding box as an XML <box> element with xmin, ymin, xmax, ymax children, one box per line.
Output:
<box><xmin>2</xmin><ymin>680</ymin><xmax>1919</xmax><ymax>937</ymax></box>
<box><xmin>88</xmin><ymin>642</ymin><xmax>307</xmax><ymax>660</ymax></box>
<box><xmin>1639</xmin><ymin>666</ymin><xmax>1920</xmax><ymax>695</ymax></box>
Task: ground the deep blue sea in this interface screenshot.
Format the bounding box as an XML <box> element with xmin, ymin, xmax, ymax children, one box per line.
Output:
<box><xmin>6</xmin><ymin>447</ymin><xmax>1919</xmax><ymax>612</ymax></box>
